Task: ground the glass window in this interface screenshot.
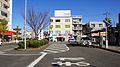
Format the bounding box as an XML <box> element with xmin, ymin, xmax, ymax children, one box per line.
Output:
<box><xmin>91</xmin><ymin>24</ymin><xmax>95</xmax><ymax>28</ymax></box>
<box><xmin>0</xmin><ymin>2</ymin><xmax>1</xmax><ymax>7</ymax></box>
<box><xmin>50</xmin><ymin>19</ymin><xmax>53</xmax><ymax>22</ymax></box>
<box><xmin>50</xmin><ymin>25</ymin><xmax>53</xmax><ymax>29</ymax></box>
<box><xmin>65</xmin><ymin>30</ymin><xmax>70</xmax><ymax>34</ymax></box>
<box><xmin>65</xmin><ymin>25</ymin><xmax>70</xmax><ymax>28</ymax></box>
<box><xmin>55</xmin><ymin>19</ymin><xmax>60</xmax><ymax>22</ymax></box>
<box><xmin>55</xmin><ymin>25</ymin><xmax>61</xmax><ymax>28</ymax></box>
<box><xmin>0</xmin><ymin>11</ymin><xmax>1</xmax><ymax>16</ymax></box>
<box><xmin>99</xmin><ymin>24</ymin><xmax>103</xmax><ymax>27</ymax></box>
<box><xmin>65</xmin><ymin>19</ymin><xmax>70</xmax><ymax>22</ymax></box>
<box><xmin>55</xmin><ymin>30</ymin><xmax>61</xmax><ymax>34</ymax></box>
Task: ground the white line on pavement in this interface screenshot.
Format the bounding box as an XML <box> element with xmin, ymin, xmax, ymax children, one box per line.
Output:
<box><xmin>26</xmin><ymin>52</ymin><xmax>47</xmax><ymax>67</ymax></box>
<box><xmin>0</xmin><ymin>54</ymin><xmax>41</xmax><ymax>56</ymax></box>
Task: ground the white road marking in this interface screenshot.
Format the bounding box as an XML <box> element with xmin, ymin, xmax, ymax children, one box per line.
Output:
<box><xmin>0</xmin><ymin>51</ymin><xmax>4</xmax><ymax>54</ymax></box>
<box><xmin>0</xmin><ymin>54</ymin><xmax>41</xmax><ymax>56</ymax></box>
<box><xmin>2</xmin><ymin>48</ymin><xmax>14</xmax><ymax>52</ymax></box>
<box><xmin>52</xmin><ymin>61</ymin><xmax>90</xmax><ymax>66</ymax></box>
<box><xmin>26</xmin><ymin>52</ymin><xmax>47</xmax><ymax>67</ymax></box>
<box><xmin>52</xmin><ymin>57</ymin><xmax>90</xmax><ymax>66</ymax></box>
<box><xmin>44</xmin><ymin>50</ymin><xmax>59</xmax><ymax>53</ymax></box>
<box><xmin>43</xmin><ymin>44</ymin><xmax>70</xmax><ymax>54</ymax></box>
<box><xmin>54</xmin><ymin>57</ymin><xmax>85</xmax><ymax>61</ymax></box>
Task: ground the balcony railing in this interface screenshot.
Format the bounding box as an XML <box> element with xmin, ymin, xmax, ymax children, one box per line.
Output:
<box><xmin>72</xmin><ymin>27</ymin><xmax>82</xmax><ymax>30</ymax></box>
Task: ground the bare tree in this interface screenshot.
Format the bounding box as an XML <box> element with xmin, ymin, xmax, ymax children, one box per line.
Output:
<box><xmin>25</xmin><ymin>9</ymin><xmax>50</xmax><ymax>39</ymax></box>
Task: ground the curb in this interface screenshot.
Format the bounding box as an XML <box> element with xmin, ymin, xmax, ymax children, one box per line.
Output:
<box><xmin>15</xmin><ymin>44</ymin><xmax>48</xmax><ymax>51</ymax></box>
<box><xmin>91</xmin><ymin>45</ymin><xmax>120</xmax><ymax>54</ymax></box>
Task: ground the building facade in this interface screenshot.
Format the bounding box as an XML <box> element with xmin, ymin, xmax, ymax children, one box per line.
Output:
<box><xmin>85</xmin><ymin>22</ymin><xmax>106</xmax><ymax>44</ymax></box>
<box><xmin>0</xmin><ymin>0</ymin><xmax>12</xmax><ymax>30</ymax></box>
<box><xmin>49</xmin><ymin>10</ymin><xmax>82</xmax><ymax>41</ymax></box>
<box><xmin>118</xmin><ymin>13</ymin><xmax>120</xmax><ymax>45</ymax></box>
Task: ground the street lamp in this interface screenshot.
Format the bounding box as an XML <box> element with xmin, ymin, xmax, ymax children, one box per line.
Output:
<box><xmin>105</xmin><ymin>25</ymin><xmax>108</xmax><ymax>48</ymax></box>
<box><xmin>24</xmin><ymin>0</ymin><xmax>27</xmax><ymax>49</ymax></box>
<box><xmin>103</xmin><ymin>19</ymin><xmax>111</xmax><ymax>48</ymax></box>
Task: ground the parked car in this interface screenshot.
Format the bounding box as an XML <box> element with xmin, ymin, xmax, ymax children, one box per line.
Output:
<box><xmin>0</xmin><ymin>41</ymin><xmax>2</xmax><ymax>46</ymax></box>
<box><xmin>68</xmin><ymin>38</ymin><xmax>76</xmax><ymax>44</ymax></box>
<box><xmin>77</xmin><ymin>37</ymin><xmax>92</xmax><ymax>46</ymax></box>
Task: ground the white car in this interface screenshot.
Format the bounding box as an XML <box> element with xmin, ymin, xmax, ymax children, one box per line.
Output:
<box><xmin>0</xmin><ymin>42</ymin><xmax>2</xmax><ymax>46</ymax></box>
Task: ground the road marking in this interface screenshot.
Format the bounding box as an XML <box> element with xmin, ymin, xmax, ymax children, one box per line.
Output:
<box><xmin>0</xmin><ymin>54</ymin><xmax>41</xmax><ymax>56</ymax></box>
<box><xmin>44</xmin><ymin>50</ymin><xmax>60</xmax><ymax>53</ymax></box>
<box><xmin>26</xmin><ymin>52</ymin><xmax>47</xmax><ymax>67</ymax></box>
<box><xmin>54</xmin><ymin>57</ymin><xmax>85</xmax><ymax>61</ymax></box>
<box><xmin>0</xmin><ymin>51</ymin><xmax>4</xmax><ymax>54</ymax></box>
<box><xmin>43</xmin><ymin>44</ymin><xmax>70</xmax><ymax>54</ymax></box>
<box><xmin>52</xmin><ymin>57</ymin><xmax>90</xmax><ymax>66</ymax></box>
<box><xmin>52</xmin><ymin>61</ymin><xmax>90</xmax><ymax>66</ymax></box>
<box><xmin>2</xmin><ymin>48</ymin><xmax>14</xmax><ymax>52</ymax></box>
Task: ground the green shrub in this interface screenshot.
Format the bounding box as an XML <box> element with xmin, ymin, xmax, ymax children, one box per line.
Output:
<box><xmin>44</xmin><ymin>39</ymin><xmax>49</xmax><ymax>44</ymax></box>
<box><xmin>18</xmin><ymin>39</ymin><xmax>49</xmax><ymax>49</ymax></box>
<box><xmin>18</xmin><ymin>41</ymin><xmax>24</xmax><ymax>48</ymax></box>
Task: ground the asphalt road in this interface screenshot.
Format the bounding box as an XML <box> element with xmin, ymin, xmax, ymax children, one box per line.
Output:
<box><xmin>35</xmin><ymin>43</ymin><xmax>120</xmax><ymax>67</ymax></box>
<box><xmin>0</xmin><ymin>42</ymin><xmax>120</xmax><ymax>67</ymax></box>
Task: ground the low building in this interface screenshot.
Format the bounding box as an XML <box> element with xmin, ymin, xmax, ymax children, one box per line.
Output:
<box><xmin>85</xmin><ymin>21</ymin><xmax>106</xmax><ymax>44</ymax></box>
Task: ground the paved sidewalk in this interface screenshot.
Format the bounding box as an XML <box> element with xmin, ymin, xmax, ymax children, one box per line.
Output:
<box><xmin>92</xmin><ymin>44</ymin><xmax>120</xmax><ymax>53</ymax></box>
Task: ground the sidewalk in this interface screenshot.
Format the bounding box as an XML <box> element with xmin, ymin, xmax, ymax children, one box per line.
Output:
<box><xmin>92</xmin><ymin>44</ymin><xmax>120</xmax><ymax>54</ymax></box>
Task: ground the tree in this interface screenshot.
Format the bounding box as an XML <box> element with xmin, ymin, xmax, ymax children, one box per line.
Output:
<box><xmin>0</xmin><ymin>19</ymin><xmax>8</xmax><ymax>41</ymax></box>
<box><xmin>13</xmin><ymin>26</ymin><xmax>21</xmax><ymax>40</ymax></box>
<box><xmin>25</xmin><ymin>9</ymin><xmax>50</xmax><ymax>39</ymax></box>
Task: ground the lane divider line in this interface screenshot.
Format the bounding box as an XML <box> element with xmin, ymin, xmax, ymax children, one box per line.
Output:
<box><xmin>26</xmin><ymin>52</ymin><xmax>47</xmax><ymax>67</ymax></box>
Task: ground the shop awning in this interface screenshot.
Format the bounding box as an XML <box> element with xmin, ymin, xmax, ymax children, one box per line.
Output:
<box><xmin>4</xmin><ymin>31</ymin><xmax>15</xmax><ymax>36</ymax></box>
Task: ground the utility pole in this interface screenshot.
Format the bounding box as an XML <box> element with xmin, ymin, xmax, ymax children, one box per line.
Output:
<box><xmin>103</xmin><ymin>12</ymin><xmax>110</xmax><ymax>48</ymax></box>
<box><xmin>24</xmin><ymin>0</ymin><xmax>27</xmax><ymax>49</ymax></box>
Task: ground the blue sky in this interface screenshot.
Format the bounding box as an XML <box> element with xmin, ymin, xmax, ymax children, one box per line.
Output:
<box><xmin>12</xmin><ymin>0</ymin><xmax>120</xmax><ymax>30</ymax></box>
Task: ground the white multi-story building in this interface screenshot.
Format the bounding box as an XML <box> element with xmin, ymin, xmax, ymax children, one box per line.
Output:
<box><xmin>49</xmin><ymin>10</ymin><xmax>82</xmax><ymax>41</ymax></box>
<box><xmin>0</xmin><ymin>0</ymin><xmax>12</xmax><ymax>30</ymax></box>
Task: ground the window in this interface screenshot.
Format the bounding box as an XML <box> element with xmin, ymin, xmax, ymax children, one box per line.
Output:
<box><xmin>91</xmin><ymin>24</ymin><xmax>95</xmax><ymax>28</ymax></box>
<box><xmin>0</xmin><ymin>2</ymin><xmax>1</xmax><ymax>7</ymax></box>
<box><xmin>55</xmin><ymin>25</ymin><xmax>61</xmax><ymax>28</ymax></box>
<box><xmin>55</xmin><ymin>19</ymin><xmax>60</xmax><ymax>22</ymax></box>
<box><xmin>55</xmin><ymin>30</ymin><xmax>61</xmax><ymax>34</ymax></box>
<box><xmin>5</xmin><ymin>0</ymin><xmax>8</xmax><ymax>2</ymax></box>
<box><xmin>0</xmin><ymin>11</ymin><xmax>1</xmax><ymax>16</ymax></box>
<box><xmin>50</xmin><ymin>19</ymin><xmax>53</xmax><ymax>22</ymax></box>
<box><xmin>65</xmin><ymin>30</ymin><xmax>70</xmax><ymax>34</ymax></box>
<box><xmin>65</xmin><ymin>25</ymin><xmax>70</xmax><ymax>28</ymax></box>
<box><xmin>65</xmin><ymin>19</ymin><xmax>70</xmax><ymax>22</ymax></box>
<box><xmin>49</xmin><ymin>25</ymin><xmax>53</xmax><ymax>29</ymax></box>
<box><xmin>99</xmin><ymin>24</ymin><xmax>103</xmax><ymax>27</ymax></box>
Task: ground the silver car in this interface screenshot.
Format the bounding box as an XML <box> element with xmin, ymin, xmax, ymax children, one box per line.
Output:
<box><xmin>68</xmin><ymin>38</ymin><xmax>76</xmax><ymax>44</ymax></box>
<box><xmin>80</xmin><ymin>37</ymin><xmax>92</xmax><ymax>46</ymax></box>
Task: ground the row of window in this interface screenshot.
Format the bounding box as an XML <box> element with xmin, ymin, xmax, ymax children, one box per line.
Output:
<box><xmin>91</xmin><ymin>24</ymin><xmax>103</xmax><ymax>28</ymax></box>
<box><xmin>0</xmin><ymin>1</ymin><xmax>9</xmax><ymax>9</ymax></box>
<box><xmin>50</xmin><ymin>19</ymin><xmax>70</xmax><ymax>22</ymax></box>
<box><xmin>50</xmin><ymin>25</ymin><xmax>70</xmax><ymax>29</ymax></box>
<box><xmin>50</xmin><ymin>30</ymin><xmax>71</xmax><ymax>34</ymax></box>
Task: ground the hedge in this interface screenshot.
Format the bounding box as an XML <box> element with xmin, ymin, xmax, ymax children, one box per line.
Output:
<box><xmin>18</xmin><ymin>39</ymin><xmax>49</xmax><ymax>48</ymax></box>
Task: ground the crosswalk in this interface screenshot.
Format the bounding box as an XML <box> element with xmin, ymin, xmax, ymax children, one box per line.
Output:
<box><xmin>42</xmin><ymin>43</ymin><xmax>69</xmax><ymax>54</ymax></box>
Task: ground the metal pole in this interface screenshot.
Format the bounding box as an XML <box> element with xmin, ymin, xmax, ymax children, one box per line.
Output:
<box><xmin>24</xmin><ymin>0</ymin><xmax>27</xmax><ymax>49</ymax></box>
<box><xmin>106</xmin><ymin>26</ymin><xmax>108</xmax><ymax>48</ymax></box>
